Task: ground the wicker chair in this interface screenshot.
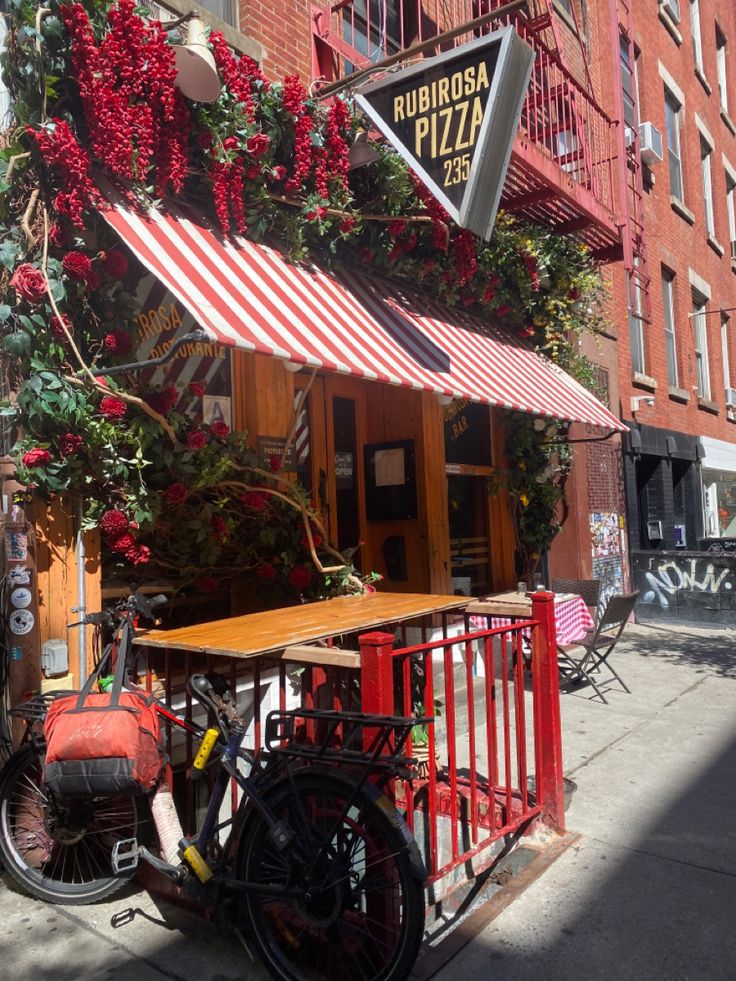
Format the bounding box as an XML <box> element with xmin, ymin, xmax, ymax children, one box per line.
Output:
<box><xmin>551</xmin><ymin>577</ymin><xmax>602</xmax><ymax>624</ymax></box>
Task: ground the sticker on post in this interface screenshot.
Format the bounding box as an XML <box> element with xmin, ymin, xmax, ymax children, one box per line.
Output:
<box><xmin>9</xmin><ymin>609</ymin><xmax>35</xmax><ymax>636</ymax></box>
<box><xmin>10</xmin><ymin>587</ymin><xmax>32</xmax><ymax>609</ymax></box>
<box><xmin>6</xmin><ymin>532</ymin><xmax>28</xmax><ymax>561</ymax></box>
<box><xmin>9</xmin><ymin>566</ymin><xmax>31</xmax><ymax>586</ymax></box>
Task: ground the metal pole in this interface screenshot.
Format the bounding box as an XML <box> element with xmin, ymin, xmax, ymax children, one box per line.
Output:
<box><xmin>76</xmin><ymin>499</ymin><xmax>87</xmax><ymax>684</ymax></box>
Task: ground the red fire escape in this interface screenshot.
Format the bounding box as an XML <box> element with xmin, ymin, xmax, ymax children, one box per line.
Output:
<box><xmin>312</xmin><ymin>0</ymin><xmax>623</xmax><ymax>261</ymax></box>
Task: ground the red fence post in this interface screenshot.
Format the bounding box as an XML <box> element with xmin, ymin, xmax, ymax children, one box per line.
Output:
<box><xmin>530</xmin><ymin>592</ymin><xmax>565</xmax><ymax>830</ymax></box>
<box><xmin>359</xmin><ymin>631</ymin><xmax>396</xmax><ymax>718</ymax></box>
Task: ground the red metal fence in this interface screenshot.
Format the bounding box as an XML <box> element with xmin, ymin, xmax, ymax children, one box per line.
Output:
<box><xmin>141</xmin><ymin>592</ymin><xmax>563</xmax><ymax>900</ymax></box>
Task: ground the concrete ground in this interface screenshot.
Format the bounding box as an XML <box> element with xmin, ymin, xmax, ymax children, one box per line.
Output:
<box><xmin>2</xmin><ymin>620</ymin><xmax>736</xmax><ymax>980</ymax></box>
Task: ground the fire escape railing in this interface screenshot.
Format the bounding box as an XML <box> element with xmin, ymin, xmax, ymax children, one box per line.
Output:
<box><xmin>313</xmin><ymin>0</ymin><xmax>620</xmax><ymax>225</ymax></box>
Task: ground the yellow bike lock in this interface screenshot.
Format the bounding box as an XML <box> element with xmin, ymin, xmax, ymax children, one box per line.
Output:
<box><xmin>181</xmin><ymin>841</ymin><xmax>214</xmax><ymax>883</ymax></box>
<box><xmin>191</xmin><ymin>727</ymin><xmax>219</xmax><ymax>781</ymax></box>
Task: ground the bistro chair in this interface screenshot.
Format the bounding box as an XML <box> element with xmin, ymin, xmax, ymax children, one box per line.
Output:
<box><xmin>552</xmin><ymin>577</ymin><xmax>601</xmax><ymax>624</ymax></box>
<box><xmin>557</xmin><ymin>591</ymin><xmax>640</xmax><ymax>704</ymax></box>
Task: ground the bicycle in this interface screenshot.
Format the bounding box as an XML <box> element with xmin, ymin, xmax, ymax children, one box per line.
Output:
<box><xmin>0</xmin><ymin>592</ymin><xmax>429</xmax><ymax>981</ymax></box>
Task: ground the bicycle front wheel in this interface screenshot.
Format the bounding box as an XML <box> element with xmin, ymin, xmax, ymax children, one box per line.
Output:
<box><xmin>0</xmin><ymin>743</ymin><xmax>138</xmax><ymax>904</ymax></box>
<box><xmin>238</xmin><ymin>771</ymin><xmax>425</xmax><ymax>981</ymax></box>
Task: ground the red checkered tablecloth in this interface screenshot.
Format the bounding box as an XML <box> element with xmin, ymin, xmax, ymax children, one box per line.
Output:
<box><xmin>469</xmin><ymin>594</ymin><xmax>594</xmax><ymax>644</ymax></box>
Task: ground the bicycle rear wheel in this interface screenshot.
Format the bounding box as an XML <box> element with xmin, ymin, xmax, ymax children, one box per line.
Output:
<box><xmin>0</xmin><ymin>744</ymin><xmax>138</xmax><ymax>904</ymax></box>
<box><xmin>238</xmin><ymin>771</ymin><xmax>425</xmax><ymax>981</ymax></box>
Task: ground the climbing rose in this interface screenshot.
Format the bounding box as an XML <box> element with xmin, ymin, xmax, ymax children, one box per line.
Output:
<box><xmin>60</xmin><ymin>433</ymin><xmax>83</xmax><ymax>455</ymax></box>
<box><xmin>126</xmin><ymin>544</ymin><xmax>151</xmax><ymax>566</ymax></box>
<box><xmin>187</xmin><ymin>430</ymin><xmax>207</xmax><ymax>450</ymax></box>
<box><xmin>241</xmin><ymin>491</ymin><xmax>268</xmax><ymax>510</ymax></box>
<box><xmin>99</xmin><ymin>395</ymin><xmax>127</xmax><ymax>420</ymax></box>
<box><xmin>209</xmin><ymin>420</ymin><xmax>229</xmax><ymax>438</ymax></box>
<box><xmin>62</xmin><ymin>251</ymin><xmax>93</xmax><ymax>282</ymax></box>
<box><xmin>99</xmin><ymin>509</ymin><xmax>128</xmax><ymax>537</ymax></box>
<box><xmin>246</xmin><ymin>133</ymin><xmax>270</xmax><ymax>157</ymax></box>
<box><xmin>21</xmin><ymin>448</ymin><xmax>52</xmax><ymax>468</ymax></box>
<box><xmin>289</xmin><ymin>565</ymin><xmax>312</xmax><ymax>590</ymax></box>
<box><xmin>51</xmin><ymin>315</ymin><xmax>72</xmax><ymax>339</ymax></box>
<box><xmin>164</xmin><ymin>483</ymin><xmax>188</xmax><ymax>505</ymax></box>
<box><xmin>11</xmin><ymin>264</ymin><xmax>47</xmax><ymax>303</ymax></box>
<box><xmin>198</xmin><ymin>576</ymin><xmax>220</xmax><ymax>593</ymax></box>
<box><xmin>109</xmin><ymin>532</ymin><xmax>136</xmax><ymax>554</ymax></box>
<box><xmin>101</xmin><ymin>249</ymin><xmax>129</xmax><ymax>278</ymax></box>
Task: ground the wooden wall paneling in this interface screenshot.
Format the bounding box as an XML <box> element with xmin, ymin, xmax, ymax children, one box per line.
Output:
<box><xmin>490</xmin><ymin>410</ymin><xmax>517</xmax><ymax>591</ymax></box>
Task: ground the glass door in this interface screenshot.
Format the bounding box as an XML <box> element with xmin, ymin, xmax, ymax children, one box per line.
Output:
<box><xmin>447</xmin><ymin>475</ymin><xmax>491</xmax><ymax>596</ymax></box>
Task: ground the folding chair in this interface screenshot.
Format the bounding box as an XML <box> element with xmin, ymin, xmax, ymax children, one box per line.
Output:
<box><xmin>552</xmin><ymin>577</ymin><xmax>601</xmax><ymax>625</ymax></box>
<box><xmin>558</xmin><ymin>591</ymin><xmax>640</xmax><ymax>704</ymax></box>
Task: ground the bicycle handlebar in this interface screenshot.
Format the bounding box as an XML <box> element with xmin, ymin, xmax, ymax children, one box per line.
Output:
<box><xmin>68</xmin><ymin>591</ymin><xmax>168</xmax><ymax>629</ymax></box>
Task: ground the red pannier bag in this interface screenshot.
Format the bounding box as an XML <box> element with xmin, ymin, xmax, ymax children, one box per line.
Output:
<box><xmin>43</xmin><ymin>646</ymin><xmax>162</xmax><ymax>798</ymax></box>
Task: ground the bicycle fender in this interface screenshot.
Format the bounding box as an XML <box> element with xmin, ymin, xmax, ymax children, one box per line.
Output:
<box><xmin>359</xmin><ymin>781</ymin><xmax>427</xmax><ymax>882</ymax></box>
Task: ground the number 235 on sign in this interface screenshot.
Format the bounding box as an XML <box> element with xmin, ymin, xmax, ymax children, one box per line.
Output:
<box><xmin>443</xmin><ymin>153</ymin><xmax>470</xmax><ymax>186</ymax></box>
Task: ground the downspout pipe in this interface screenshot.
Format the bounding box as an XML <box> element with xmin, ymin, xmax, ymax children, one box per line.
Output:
<box><xmin>76</xmin><ymin>499</ymin><xmax>86</xmax><ymax>684</ymax></box>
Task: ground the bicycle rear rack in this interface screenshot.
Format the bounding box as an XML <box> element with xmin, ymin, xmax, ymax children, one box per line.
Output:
<box><xmin>9</xmin><ymin>691</ymin><xmax>75</xmax><ymax>724</ymax></box>
<box><xmin>264</xmin><ymin>708</ymin><xmax>432</xmax><ymax>774</ymax></box>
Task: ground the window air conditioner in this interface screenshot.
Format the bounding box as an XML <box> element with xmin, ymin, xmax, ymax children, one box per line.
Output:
<box><xmin>726</xmin><ymin>387</ymin><xmax>736</xmax><ymax>406</ymax></box>
<box><xmin>638</xmin><ymin>122</ymin><xmax>664</xmax><ymax>165</ymax></box>
<box><xmin>659</xmin><ymin>0</ymin><xmax>680</xmax><ymax>24</ymax></box>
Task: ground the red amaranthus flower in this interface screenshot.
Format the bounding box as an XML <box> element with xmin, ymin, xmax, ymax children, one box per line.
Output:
<box><xmin>99</xmin><ymin>394</ymin><xmax>127</xmax><ymax>419</ymax></box>
<box><xmin>99</xmin><ymin>509</ymin><xmax>128</xmax><ymax>537</ymax></box>
<box><xmin>62</xmin><ymin>251</ymin><xmax>93</xmax><ymax>283</ymax></box>
<box><xmin>29</xmin><ymin>120</ymin><xmax>100</xmax><ymax>228</ymax></box>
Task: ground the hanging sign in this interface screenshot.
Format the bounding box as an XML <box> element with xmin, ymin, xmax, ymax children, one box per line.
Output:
<box><xmin>355</xmin><ymin>26</ymin><xmax>535</xmax><ymax>241</ymax></box>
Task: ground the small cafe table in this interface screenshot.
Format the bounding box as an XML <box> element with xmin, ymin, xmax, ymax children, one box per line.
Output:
<box><xmin>465</xmin><ymin>591</ymin><xmax>595</xmax><ymax>645</ymax></box>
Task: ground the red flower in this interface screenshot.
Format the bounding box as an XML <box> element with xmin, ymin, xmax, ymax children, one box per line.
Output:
<box><xmin>270</xmin><ymin>165</ymin><xmax>287</xmax><ymax>181</ymax></box>
<box><xmin>99</xmin><ymin>395</ymin><xmax>127</xmax><ymax>420</ymax></box>
<box><xmin>197</xmin><ymin>576</ymin><xmax>221</xmax><ymax>593</ymax></box>
<box><xmin>11</xmin><ymin>264</ymin><xmax>47</xmax><ymax>304</ymax></box>
<box><xmin>568</xmin><ymin>287</ymin><xmax>581</xmax><ymax>301</ymax></box>
<box><xmin>187</xmin><ymin>430</ymin><xmax>207</xmax><ymax>450</ymax></box>
<box><xmin>257</xmin><ymin>562</ymin><xmax>277</xmax><ymax>581</ymax></box>
<box><xmin>339</xmin><ymin>216</ymin><xmax>356</xmax><ymax>234</ymax></box>
<box><xmin>222</xmin><ymin>135</ymin><xmax>239</xmax><ymax>151</ymax></box>
<box><xmin>387</xmin><ymin>219</ymin><xmax>407</xmax><ymax>236</ymax></box>
<box><xmin>246</xmin><ymin>133</ymin><xmax>270</xmax><ymax>158</ymax></box>
<box><xmin>60</xmin><ymin>433</ymin><xmax>83</xmax><ymax>455</ymax></box>
<box><xmin>99</xmin><ymin>509</ymin><xmax>129</xmax><ymax>538</ymax></box>
<box><xmin>289</xmin><ymin>565</ymin><xmax>312</xmax><ymax>590</ymax></box>
<box><xmin>62</xmin><ymin>251</ymin><xmax>93</xmax><ymax>283</ymax></box>
<box><xmin>211</xmin><ymin>514</ymin><xmax>228</xmax><ymax>541</ymax></box>
<box><xmin>519</xmin><ymin>326</ymin><xmax>536</xmax><ymax>338</ymax></box>
<box><xmin>103</xmin><ymin>330</ymin><xmax>133</xmax><ymax>355</ymax></box>
<box><xmin>101</xmin><ymin>249</ymin><xmax>129</xmax><ymax>278</ymax></box>
<box><xmin>482</xmin><ymin>287</ymin><xmax>495</xmax><ymax>304</ymax></box>
<box><xmin>209</xmin><ymin>420</ymin><xmax>230</xmax><ymax>438</ymax></box>
<box><xmin>461</xmin><ymin>295</ymin><xmax>475</xmax><ymax>307</ymax></box>
<box><xmin>189</xmin><ymin>382</ymin><xmax>205</xmax><ymax>397</ymax></box>
<box><xmin>495</xmin><ymin>304</ymin><xmax>512</xmax><ymax>317</ymax></box>
<box><xmin>305</xmin><ymin>207</ymin><xmax>327</xmax><ymax>222</ymax></box>
<box><xmin>241</xmin><ymin>491</ymin><xmax>268</xmax><ymax>510</ymax></box>
<box><xmin>109</xmin><ymin>532</ymin><xmax>136</xmax><ymax>554</ymax></box>
<box><xmin>21</xmin><ymin>447</ymin><xmax>52</xmax><ymax>468</ymax></box>
<box><xmin>51</xmin><ymin>315</ymin><xmax>72</xmax><ymax>339</ymax></box>
<box><xmin>164</xmin><ymin>482</ymin><xmax>189</xmax><ymax>505</ymax></box>
<box><xmin>147</xmin><ymin>385</ymin><xmax>178</xmax><ymax>415</ymax></box>
<box><xmin>300</xmin><ymin>530</ymin><xmax>322</xmax><ymax>549</ymax></box>
<box><xmin>125</xmin><ymin>543</ymin><xmax>151</xmax><ymax>566</ymax></box>
<box><xmin>49</xmin><ymin>223</ymin><xmax>69</xmax><ymax>248</ymax></box>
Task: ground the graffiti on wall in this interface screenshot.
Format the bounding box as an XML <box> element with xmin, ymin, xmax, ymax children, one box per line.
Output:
<box><xmin>640</xmin><ymin>557</ymin><xmax>733</xmax><ymax>608</ymax></box>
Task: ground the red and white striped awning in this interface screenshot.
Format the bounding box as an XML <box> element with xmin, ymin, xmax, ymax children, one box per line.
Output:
<box><xmin>102</xmin><ymin>198</ymin><xmax>624</xmax><ymax>431</ymax></box>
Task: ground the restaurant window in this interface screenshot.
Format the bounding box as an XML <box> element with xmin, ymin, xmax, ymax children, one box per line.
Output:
<box><xmin>692</xmin><ymin>290</ymin><xmax>711</xmax><ymax>400</ymax></box>
<box><xmin>689</xmin><ymin>0</ymin><xmax>703</xmax><ymax>71</ymax></box>
<box><xmin>702</xmin><ymin>470</ymin><xmax>736</xmax><ymax>538</ymax></box>
<box><xmin>716</xmin><ymin>26</ymin><xmax>729</xmax><ymax>113</ymax></box>
<box><xmin>662</xmin><ymin>267</ymin><xmax>678</xmax><ymax>386</ymax></box>
<box><xmin>665</xmin><ymin>87</ymin><xmax>684</xmax><ymax>201</ymax></box>
<box><xmin>700</xmin><ymin>137</ymin><xmax>715</xmax><ymax>236</ymax></box>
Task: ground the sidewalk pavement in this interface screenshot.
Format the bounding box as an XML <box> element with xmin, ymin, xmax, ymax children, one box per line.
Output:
<box><xmin>2</xmin><ymin>621</ymin><xmax>736</xmax><ymax>980</ymax></box>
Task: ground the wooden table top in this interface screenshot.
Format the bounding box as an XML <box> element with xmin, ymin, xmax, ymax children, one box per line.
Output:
<box><xmin>134</xmin><ymin>591</ymin><xmax>469</xmax><ymax>659</ymax></box>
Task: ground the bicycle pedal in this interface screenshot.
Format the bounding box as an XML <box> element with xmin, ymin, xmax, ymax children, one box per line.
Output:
<box><xmin>111</xmin><ymin>838</ymin><xmax>140</xmax><ymax>874</ymax></box>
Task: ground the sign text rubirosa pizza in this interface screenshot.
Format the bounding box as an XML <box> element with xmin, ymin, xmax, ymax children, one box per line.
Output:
<box><xmin>355</xmin><ymin>27</ymin><xmax>535</xmax><ymax>241</ymax></box>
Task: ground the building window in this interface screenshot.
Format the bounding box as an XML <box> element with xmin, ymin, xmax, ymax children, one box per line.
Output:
<box><xmin>717</xmin><ymin>27</ymin><xmax>729</xmax><ymax>112</ymax></box>
<box><xmin>343</xmin><ymin>0</ymin><xmax>402</xmax><ymax>70</ymax></box>
<box><xmin>690</xmin><ymin>0</ymin><xmax>703</xmax><ymax>71</ymax></box>
<box><xmin>620</xmin><ymin>34</ymin><xmax>638</xmax><ymax>133</ymax></box>
<box><xmin>665</xmin><ymin>88</ymin><xmax>684</xmax><ymax>201</ymax></box>
<box><xmin>628</xmin><ymin>264</ymin><xmax>645</xmax><ymax>375</ymax></box>
<box><xmin>727</xmin><ymin>172</ymin><xmax>736</xmax><ymax>256</ymax></box>
<box><xmin>722</xmin><ymin>315</ymin><xmax>732</xmax><ymax>403</ymax></box>
<box><xmin>700</xmin><ymin>138</ymin><xmax>715</xmax><ymax>236</ymax></box>
<box><xmin>692</xmin><ymin>291</ymin><xmax>711</xmax><ymax>400</ymax></box>
<box><xmin>662</xmin><ymin>268</ymin><xmax>678</xmax><ymax>386</ymax></box>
